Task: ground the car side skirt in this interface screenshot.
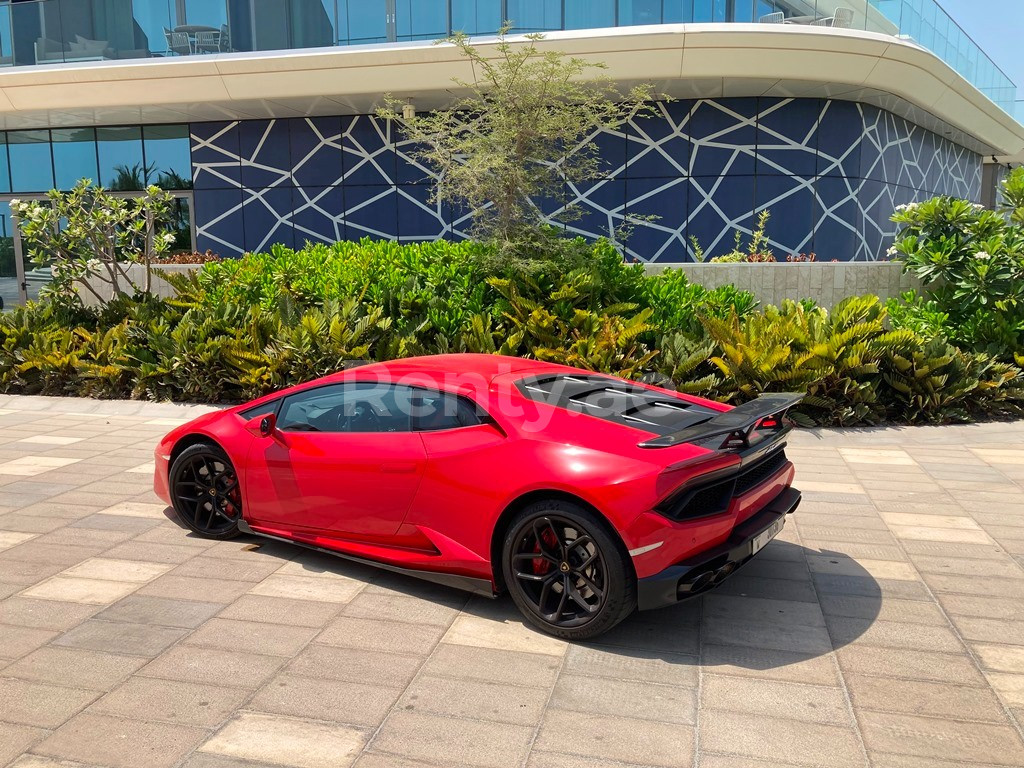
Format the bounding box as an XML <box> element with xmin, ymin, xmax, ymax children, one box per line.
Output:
<box><xmin>237</xmin><ymin>519</ymin><xmax>497</xmax><ymax>599</ymax></box>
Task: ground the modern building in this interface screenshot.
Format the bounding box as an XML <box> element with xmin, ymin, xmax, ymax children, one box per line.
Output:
<box><xmin>1</xmin><ymin>0</ymin><xmax>1023</xmax><ymax>303</ymax></box>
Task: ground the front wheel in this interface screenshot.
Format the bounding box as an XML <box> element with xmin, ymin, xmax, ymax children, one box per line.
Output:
<box><xmin>168</xmin><ymin>443</ymin><xmax>242</xmax><ymax>540</ymax></box>
<box><xmin>501</xmin><ymin>500</ymin><xmax>636</xmax><ymax>641</ymax></box>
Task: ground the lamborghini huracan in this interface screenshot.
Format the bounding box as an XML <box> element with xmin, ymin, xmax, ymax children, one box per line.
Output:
<box><xmin>154</xmin><ymin>354</ymin><xmax>802</xmax><ymax>639</ymax></box>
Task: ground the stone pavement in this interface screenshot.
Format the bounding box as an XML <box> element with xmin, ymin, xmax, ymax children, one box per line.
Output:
<box><xmin>1</xmin><ymin>394</ymin><xmax>1024</xmax><ymax>768</ymax></box>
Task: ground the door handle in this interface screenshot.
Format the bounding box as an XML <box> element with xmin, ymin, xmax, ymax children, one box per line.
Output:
<box><xmin>382</xmin><ymin>462</ymin><xmax>417</xmax><ymax>474</ymax></box>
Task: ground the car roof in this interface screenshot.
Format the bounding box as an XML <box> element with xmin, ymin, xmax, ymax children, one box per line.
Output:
<box><xmin>344</xmin><ymin>354</ymin><xmax>568</xmax><ymax>384</ymax></box>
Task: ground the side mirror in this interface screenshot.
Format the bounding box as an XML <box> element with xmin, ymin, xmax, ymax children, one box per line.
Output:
<box><xmin>244</xmin><ymin>412</ymin><xmax>277</xmax><ymax>438</ymax></box>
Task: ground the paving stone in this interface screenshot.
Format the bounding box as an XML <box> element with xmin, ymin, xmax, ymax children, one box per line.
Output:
<box><xmin>138</xmin><ymin>575</ymin><xmax>255</xmax><ymax>604</ymax></box>
<box><xmin>33</xmin><ymin>713</ymin><xmax>208</xmax><ymax>768</ymax></box>
<box><xmin>835</xmin><ymin>646</ymin><xmax>987</xmax><ymax>686</ymax></box>
<box><xmin>817</xmin><ymin>595</ymin><xmax>946</xmax><ymax>626</ymax></box>
<box><xmin>139</xmin><ymin>645</ymin><xmax>286</xmax><ymax>689</ymax></box>
<box><xmin>950</xmin><ymin>616</ymin><xmax>1024</xmax><ymax>645</ymax></box>
<box><xmin>441</xmin><ymin>614</ymin><xmax>568</xmax><ymax>656</ymax></box>
<box><xmin>3</xmin><ymin>647</ymin><xmax>146</xmax><ymax>690</ymax></box>
<box><xmin>0</xmin><ymin>624</ymin><xmax>59</xmax><ymax>659</ymax></box>
<box><xmin>825</xmin><ymin>618</ymin><xmax>964</xmax><ymax>653</ymax></box>
<box><xmin>401</xmin><ymin>673</ymin><xmax>550</xmax><ymax>725</ymax></box>
<box><xmin>700</xmin><ymin>711</ymin><xmax>864</xmax><ymax>768</ymax></box>
<box><xmin>20</xmin><ymin>577</ymin><xmax>140</xmax><ymax>605</ymax></box>
<box><xmin>702</xmin><ymin>615</ymin><xmax>833</xmax><ymax>655</ymax></box>
<box><xmin>551</xmin><ymin>673</ymin><xmax>696</xmax><ymax>725</ymax></box>
<box><xmin>423</xmin><ymin>643</ymin><xmax>562</xmax><ymax>689</ymax></box>
<box><xmin>342</xmin><ymin>590</ymin><xmax>464</xmax><ymax>627</ymax></box>
<box><xmin>100</xmin><ymin>541</ymin><xmax>200</xmax><ymax>564</ymax></box>
<box><xmin>89</xmin><ymin>676</ymin><xmax>250</xmax><ymax>727</ymax></box>
<box><xmin>922</xmin><ymin>573</ymin><xmax>1024</xmax><ymax>598</ymax></box>
<box><xmin>702</xmin><ymin>594</ymin><xmax>825</xmax><ymax>628</ymax></box>
<box><xmin>217</xmin><ymin>594</ymin><xmax>342</xmax><ymax>627</ymax></box>
<box><xmin>0</xmin><ymin>560</ymin><xmax>65</xmax><ymax>585</ymax></box>
<box><xmin>563</xmin><ymin>644</ymin><xmax>698</xmax><ymax>687</ymax></box>
<box><xmin>1</xmin><ymin>541</ymin><xmax>106</xmax><ymax>567</ymax></box>
<box><xmin>858</xmin><ymin>711</ymin><xmax>1024</xmax><ymax>764</ymax></box>
<box><xmin>374</xmin><ymin>710</ymin><xmax>537</xmax><ymax>768</ymax></box>
<box><xmin>534</xmin><ymin>710</ymin><xmax>692</xmax><ymax>768</ymax></box>
<box><xmin>287</xmin><ymin>644</ymin><xmax>423</xmax><ymax>688</ymax></box>
<box><xmin>317</xmin><ymin>616</ymin><xmax>447</xmax><ymax>656</ymax></box>
<box><xmin>974</xmin><ymin>644</ymin><xmax>1024</xmax><ymax>674</ymax></box>
<box><xmin>198</xmin><ymin>712</ymin><xmax>367</xmax><ymax>768</ymax></box>
<box><xmin>0</xmin><ymin>723</ymin><xmax>48</xmax><ymax>767</ymax></box>
<box><xmin>182</xmin><ymin>755</ymin><xmax>296</xmax><ymax>768</ymax></box>
<box><xmin>715</xmin><ymin>574</ymin><xmax>819</xmax><ymax>602</ymax></box>
<box><xmin>53</xmin><ymin>619</ymin><xmax>187</xmax><ymax>656</ymax></box>
<box><xmin>0</xmin><ymin>678</ymin><xmax>100</xmax><ymax>728</ymax></box>
<box><xmin>937</xmin><ymin>594</ymin><xmax>1024</xmax><ymax>621</ymax></box>
<box><xmin>844</xmin><ymin>674</ymin><xmax>1008</xmax><ymax>722</ymax></box>
<box><xmin>250</xmin><ymin>672</ymin><xmax>399</xmax><ymax>726</ymax></box>
<box><xmin>170</xmin><ymin>555</ymin><xmax>285</xmax><ymax>583</ymax></box>
<box><xmin>248</xmin><ymin>573</ymin><xmax>366</xmax><ymax>603</ymax></box>
<box><xmin>62</xmin><ymin>558</ymin><xmax>172</xmax><ymax>583</ymax></box>
<box><xmin>986</xmin><ymin>672</ymin><xmax>1024</xmax><ymax>707</ymax></box>
<box><xmin>94</xmin><ymin>595</ymin><xmax>223</xmax><ymax>628</ymax></box>
<box><xmin>0</xmin><ymin>597</ymin><xmax>99</xmax><ymax>630</ymax></box>
<box><xmin>909</xmin><ymin>555</ymin><xmax>1024</xmax><ymax>579</ymax></box>
<box><xmin>701</xmin><ymin>674</ymin><xmax>852</xmax><ymax>725</ymax></box>
<box><xmin>701</xmin><ymin>643</ymin><xmax>840</xmax><ymax>686</ymax></box>
<box><xmin>184</xmin><ymin>618</ymin><xmax>317</xmax><ymax>657</ymax></box>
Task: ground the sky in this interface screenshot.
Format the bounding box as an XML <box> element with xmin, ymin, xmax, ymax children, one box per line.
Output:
<box><xmin>939</xmin><ymin>0</ymin><xmax>1023</xmax><ymax>96</ymax></box>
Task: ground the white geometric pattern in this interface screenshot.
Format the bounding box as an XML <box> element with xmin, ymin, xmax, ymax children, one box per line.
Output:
<box><xmin>191</xmin><ymin>98</ymin><xmax>982</xmax><ymax>262</ymax></box>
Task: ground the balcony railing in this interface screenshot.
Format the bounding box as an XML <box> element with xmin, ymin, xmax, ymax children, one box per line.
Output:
<box><xmin>0</xmin><ymin>0</ymin><xmax>1016</xmax><ymax>118</ymax></box>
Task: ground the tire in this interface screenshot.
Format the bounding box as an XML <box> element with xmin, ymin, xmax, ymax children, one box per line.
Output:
<box><xmin>168</xmin><ymin>442</ymin><xmax>242</xmax><ymax>540</ymax></box>
<box><xmin>501</xmin><ymin>500</ymin><xmax>636</xmax><ymax>641</ymax></box>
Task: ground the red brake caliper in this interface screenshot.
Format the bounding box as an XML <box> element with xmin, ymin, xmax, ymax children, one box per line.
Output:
<box><xmin>532</xmin><ymin>528</ymin><xmax>559</xmax><ymax>575</ymax></box>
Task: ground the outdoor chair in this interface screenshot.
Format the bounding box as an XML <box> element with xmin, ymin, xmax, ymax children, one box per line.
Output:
<box><xmin>758</xmin><ymin>12</ymin><xmax>785</xmax><ymax>23</ymax></box>
<box><xmin>833</xmin><ymin>7</ymin><xmax>855</xmax><ymax>28</ymax></box>
<box><xmin>164</xmin><ymin>29</ymin><xmax>193</xmax><ymax>56</ymax></box>
<box><xmin>194</xmin><ymin>30</ymin><xmax>223</xmax><ymax>54</ymax></box>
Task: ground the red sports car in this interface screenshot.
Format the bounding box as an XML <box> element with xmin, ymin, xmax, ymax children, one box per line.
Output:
<box><xmin>154</xmin><ymin>354</ymin><xmax>801</xmax><ymax>640</ymax></box>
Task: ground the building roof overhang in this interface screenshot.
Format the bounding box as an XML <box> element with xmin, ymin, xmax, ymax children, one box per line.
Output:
<box><xmin>0</xmin><ymin>23</ymin><xmax>1020</xmax><ymax>161</ymax></box>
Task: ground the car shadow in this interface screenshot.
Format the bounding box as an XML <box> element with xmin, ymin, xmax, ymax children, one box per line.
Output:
<box><xmin>164</xmin><ymin>509</ymin><xmax>881</xmax><ymax>672</ymax></box>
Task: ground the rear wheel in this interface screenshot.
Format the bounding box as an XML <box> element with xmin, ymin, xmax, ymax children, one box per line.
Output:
<box><xmin>169</xmin><ymin>443</ymin><xmax>242</xmax><ymax>540</ymax></box>
<box><xmin>501</xmin><ymin>500</ymin><xmax>636</xmax><ymax>640</ymax></box>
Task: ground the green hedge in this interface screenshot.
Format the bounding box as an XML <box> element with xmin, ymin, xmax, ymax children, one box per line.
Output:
<box><xmin>1</xmin><ymin>237</ymin><xmax>1022</xmax><ymax>426</ymax></box>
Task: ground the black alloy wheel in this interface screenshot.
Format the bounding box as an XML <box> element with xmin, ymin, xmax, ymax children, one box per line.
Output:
<box><xmin>502</xmin><ymin>500</ymin><xmax>636</xmax><ymax>640</ymax></box>
<box><xmin>169</xmin><ymin>443</ymin><xmax>242</xmax><ymax>539</ymax></box>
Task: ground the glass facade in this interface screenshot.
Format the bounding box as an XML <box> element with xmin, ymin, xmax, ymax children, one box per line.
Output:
<box><xmin>0</xmin><ymin>124</ymin><xmax>191</xmax><ymax>193</ymax></box>
<box><xmin>0</xmin><ymin>0</ymin><xmax>1015</xmax><ymax>115</ymax></box>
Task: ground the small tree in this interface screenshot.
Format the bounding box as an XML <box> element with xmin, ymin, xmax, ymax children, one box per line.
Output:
<box><xmin>11</xmin><ymin>181</ymin><xmax>179</xmax><ymax>305</ymax></box>
<box><xmin>1000</xmin><ymin>166</ymin><xmax>1024</xmax><ymax>226</ymax></box>
<box><xmin>379</xmin><ymin>27</ymin><xmax>657</xmax><ymax>249</ymax></box>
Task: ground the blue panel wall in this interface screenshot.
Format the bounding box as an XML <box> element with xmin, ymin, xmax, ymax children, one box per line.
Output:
<box><xmin>191</xmin><ymin>99</ymin><xmax>983</xmax><ymax>261</ymax></box>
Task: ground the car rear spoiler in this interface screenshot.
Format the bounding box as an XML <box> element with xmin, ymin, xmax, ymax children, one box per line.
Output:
<box><xmin>637</xmin><ymin>392</ymin><xmax>804</xmax><ymax>450</ymax></box>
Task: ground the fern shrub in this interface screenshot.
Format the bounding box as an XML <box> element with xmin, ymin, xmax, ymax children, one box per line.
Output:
<box><xmin>1</xmin><ymin>237</ymin><xmax>1021</xmax><ymax>426</ymax></box>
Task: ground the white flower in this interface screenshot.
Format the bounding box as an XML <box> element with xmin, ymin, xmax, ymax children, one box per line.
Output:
<box><xmin>886</xmin><ymin>246</ymin><xmax>899</xmax><ymax>257</ymax></box>
<box><xmin>9</xmin><ymin>198</ymin><xmax>20</xmax><ymax>207</ymax></box>
<box><xmin>973</xmin><ymin>203</ymin><xmax>984</xmax><ymax>210</ymax></box>
<box><xmin>974</xmin><ymin>251</ymin><xmax>992</xmax><ymax>260</ymax></box>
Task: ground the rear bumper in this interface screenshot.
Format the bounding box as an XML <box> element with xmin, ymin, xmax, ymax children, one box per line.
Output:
<box><xmin>636</xmin><ymin>486</ymin><xmax>801</xmax><ymax>610</ymax></box>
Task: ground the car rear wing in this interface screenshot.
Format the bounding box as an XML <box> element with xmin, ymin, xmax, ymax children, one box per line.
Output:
<box><xmin>637</xmin><ymin>393</ymin><xmax>804</xmax><ymax>450</ymax></box>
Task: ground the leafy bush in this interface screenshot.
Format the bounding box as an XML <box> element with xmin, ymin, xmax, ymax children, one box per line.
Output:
<box><xmin>891</xmin><ymin>196</ymin><xmax>1024</xmax><ymax>354</ymax></box>
<box><xmin>2</xmin><ymin>237</ymin><xmax>1022</xmax><ymax>426</ymax></box>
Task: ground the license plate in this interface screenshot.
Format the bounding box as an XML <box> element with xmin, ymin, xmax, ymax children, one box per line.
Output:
<box><xmin>751</xmin><ymin>518</ymin><xmax>785</xmax><ymax>555</ymax></box>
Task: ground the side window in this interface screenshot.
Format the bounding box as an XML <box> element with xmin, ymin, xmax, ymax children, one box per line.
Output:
<box><xmin>239</xmin><ymin>400</ymin><xmax>281</xmax><ymax>420</ymax></box>
<box><xmin>278</xmin><ymin>383</ymin><xmax>413</xmax><ymax>433</ymax></box>
<box><xmin>413</xmin><ymin>392</ymin><xmax>489</xmax><ymax>432</ymax></box>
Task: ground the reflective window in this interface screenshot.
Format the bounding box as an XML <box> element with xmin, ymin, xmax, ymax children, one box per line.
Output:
<box><xmin>52</xmin><ymin>128</ymin><xmax>99</xmax><ymax>190</ymax></box>
<box><xmin>0</xmin><ymin>3</ymin><xmax>12</xmax><ymax>67</ymax></box>
<box><xmin>566</xmin><ymin>0</ymin><xmax>614</xmax><ymax>29</ymax></box>
<box><xmin>451</xmin><ymin>0</ymin><xmax>501</xmax><ymax>34</ymax></box>
<box><xmin>506</xmin><ymin>0</ymin><xmax>562</xmax><ymax>32</ymax></box>
<box><xmin>143</xmin><ymin>124</ymin><xmax>193</xmax><ymax>189</ymax></box>
<box><xmin>412</xmin><ymin>392</ymin><xmax>489</xmax><ymax>431</ymax></box>
<box><xmin>290</xmin><ymin>0</ymin><xmax>336</xmax><ymax>49</ymax></box>
<box><xmin>0</xmin><ymin>201</ymin><xmax>14</xmax><ymax>282</ymax></box>
<box><xmin>132</xmin><ymin>0</ymin><xmax>176</xmax><ymax>56</ymax></box>
<box><xmin>692</xmin><ymin>0</ymin><xmax>727</xmax><ymax>22</ymax></box>
<box><xmin>620</xmin><ymin>0</ymin><xmax>664</xmax><ymax>26</ymax></box>
<box><xmin>395</xmin><ymin>0</ymin><xmax>448</xmax><ymax>41</ymax></box>
<box><xmin>98</xmin><ymin>126</ymin><xmax>145</xmax><ymax>189</ymax></box>
<box><xmin>342</xmin><ymin>0</ymin><xmax>389</xmax><ymax>44</ymax></box>
<box><xmin>279</xmin><ymin>383</ymin><xmax>415</xmax><ymax>433</ymax></box>
<box><xmin>165</xmin><ymin>195</ymin><xmax>192</xmax><ymax>252</ymax></box>
<box><xmin>183</xmin><ymin>0</ymin><xmax>228</xmax><ymax>29</ymax></box>
<box><xmin>0</xmin><ymin>133</ymin><xmax>9</xmax><ymax>193</ymax></box>
<box><xmin>8</xmin><ymin>131</ymin><xmax>55</xmax><ymax>192</ymax></box>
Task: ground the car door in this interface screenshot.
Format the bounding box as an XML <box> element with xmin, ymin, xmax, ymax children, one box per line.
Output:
<box><xmin>242</xmin><ymin>381</ymin><xmax>426</xmax><ymax>540</ymax></box>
